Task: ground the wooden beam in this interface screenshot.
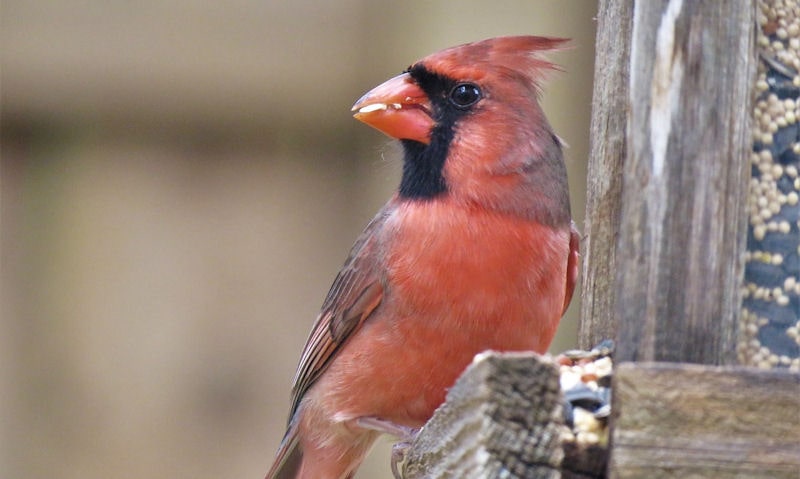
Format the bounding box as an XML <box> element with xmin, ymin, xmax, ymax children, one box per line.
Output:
<box><xmin>401</xmin><ymin>352</ymin><xmax>565</xmax><ymax>479</ymax></box>
<box><xmin>401</xmin><ymin>352</ymin><xmax>607</xmax><ymax>479</ymax></box>
<box><xmin>580</xmin><ymin>0</ymin><xmax>633</xmax><ymax>349</ymax></box>
<box><xmin>613</xmin><ymin>0</ymin><xmax>756</xmax><ymax>364</ymax></box>
<box><xmin>610</xmin><ymin>362</ymin><xmax>800</xmax><ymax>478</ymax></box>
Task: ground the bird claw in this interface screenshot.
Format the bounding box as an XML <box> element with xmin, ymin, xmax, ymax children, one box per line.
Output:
<box><xmin>355</xmin><ymin>417</ymin><xmax>418</xmax><ymax>478</ymax></box>
<box><xmin>391</xmin><ymin>441</ymin><xmax>412</xmax><ymax>479</ymax></box>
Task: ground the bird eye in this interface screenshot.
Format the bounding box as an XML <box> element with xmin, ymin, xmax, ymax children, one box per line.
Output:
<box><xmin>448</xmin><ymin>83</ymin><xmax>481</xmax><ymax>109</ymax></box>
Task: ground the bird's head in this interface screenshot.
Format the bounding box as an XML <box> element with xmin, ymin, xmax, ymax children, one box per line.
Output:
<box><xmin>352</xmin><ymin>36</ymin><xmax>571</xmax><ymax>224</ymax></box>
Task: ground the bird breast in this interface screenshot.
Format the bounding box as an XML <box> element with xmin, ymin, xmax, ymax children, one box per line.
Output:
<box><xmin>380</xmin><ymin>197</ymin><xmax>570</xmax><ymax>340</ymax></box>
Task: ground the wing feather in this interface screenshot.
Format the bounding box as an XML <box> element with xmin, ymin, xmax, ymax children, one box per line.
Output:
<box><xmin>562</xmin><ymin>222</ymin><xmax>580</xmax><ymax>315</ymax></box>
<box><xmin>287</xmin><ymin>206</ymin><xmax>391</xmax><ymax>421</ymax></box>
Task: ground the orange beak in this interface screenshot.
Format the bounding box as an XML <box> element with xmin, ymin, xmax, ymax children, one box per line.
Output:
<box><xmin>351</xmin><ymin>72</ymin><xmax>434</xmax><ymax>144</ymax></box>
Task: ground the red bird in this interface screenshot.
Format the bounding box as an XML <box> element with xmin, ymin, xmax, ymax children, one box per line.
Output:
<box><xmin>266</xmin><ymin>36</ymin><xmax>579</xmax><ymax>479</ymax></box>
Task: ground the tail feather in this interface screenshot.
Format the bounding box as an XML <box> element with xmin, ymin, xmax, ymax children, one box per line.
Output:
<box><xmin>265</xmin><ymin>422</ymin><xmax>303</xmax><ymax>479</ymax></box>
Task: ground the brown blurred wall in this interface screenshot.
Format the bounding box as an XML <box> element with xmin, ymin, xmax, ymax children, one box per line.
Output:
<box><xmin>1</xmin><ymin>2</ymin><xmax>597</xmax><ymax>478</ymax></box>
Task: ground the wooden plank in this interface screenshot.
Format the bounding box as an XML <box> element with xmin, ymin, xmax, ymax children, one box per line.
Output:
<box><xmin>401</xmin><ymin>352</ymin><xmax>607</xmax><ymax>479</ymax></box>
<box><xmin>579</xmin><ymin>0</ymin><xmax>634</xmax><ymax>349</ymax></box>
<box><xmin>614</xmin><ymin>0</ymin><xmax>756</xmax><ymax>364</ymax></box>
<box><xmin>610</xmin><ymin>362</ymin><xmax>800</xmax><ymax>478</ymax></box>
<box><xmin>401</xmin><ymin>352</ymin><xmax>565</xmax><ymax>479</ymax></box>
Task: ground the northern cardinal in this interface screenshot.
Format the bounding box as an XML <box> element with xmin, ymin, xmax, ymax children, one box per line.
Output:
<box><xmin>266</xmin><ymin>36</ymin><xmax>579</xmax><ymax>479</ymax></box>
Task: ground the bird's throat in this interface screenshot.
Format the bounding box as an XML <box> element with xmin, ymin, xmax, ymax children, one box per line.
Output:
<box><xmin>398</xmin><ymin>137</ymin><xmax>449</xmax><ymax>199</ymax></box>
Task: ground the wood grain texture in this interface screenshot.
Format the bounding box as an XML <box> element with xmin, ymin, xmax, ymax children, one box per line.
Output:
<box><xmin>580</xmin><ymin>0</ymin><xmax>633</xmax><ymax>350</ymax></box>
<box><xmin>610</xmin><ymin>362</ymin><xmax>800</xmax><ymax>478</ymax></box>
<box><xmin>401</xmin><ymin>352</ymin><xmax>564</xmax><ymax>479</ymax></box>
<box><xmin>614</xmin><ymin>0</ymin><xmax>756</xmax><ymax>364</ymax></box>
<box><xmin>401</xmin><ymin>352</ymin><xmax>607</xmax><ymax>479</ymax></box>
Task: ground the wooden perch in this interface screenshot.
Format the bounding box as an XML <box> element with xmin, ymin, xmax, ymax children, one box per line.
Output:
<box><xmin>401</xmin><ymin>352</ymin><xmax>606</xmax><ymax>479</ymax></box>
<box><xmin>611</xmin><ymin>362</ymin><xmax>800</xmax><ymax>478</ymax></box>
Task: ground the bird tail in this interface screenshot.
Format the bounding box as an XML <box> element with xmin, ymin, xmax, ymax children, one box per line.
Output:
<box><xmin>265</xmin><ymin>420</ymin><xmax>303</xmax><ymax>479</ymax></box>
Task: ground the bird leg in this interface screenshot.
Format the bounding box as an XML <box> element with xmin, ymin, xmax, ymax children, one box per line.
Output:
<box><xmin>355</xmin><ymin>417</ymin><xmax>419</xmax><ymax>479</ymax></box>
<box><xmin>355</xmin><ymin>416</ymin><xmax>417</xmax><ymax>438</ymax></box>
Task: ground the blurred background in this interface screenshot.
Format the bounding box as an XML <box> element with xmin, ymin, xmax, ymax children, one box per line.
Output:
<box><xmin>1</xmin><ymin>1</ymin><xmax>596</xmax><ymax>478</ymax></box>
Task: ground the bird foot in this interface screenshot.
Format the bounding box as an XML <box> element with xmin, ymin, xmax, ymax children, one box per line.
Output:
<box><xmin>390</xmin><ymin>440</ymin><xmax>413</xmax><ymax>479</ymax></box>
<box><xmin>355</xmin><ymin>417</ymin><xmax>418</xmax><ymax>479</ymax></box>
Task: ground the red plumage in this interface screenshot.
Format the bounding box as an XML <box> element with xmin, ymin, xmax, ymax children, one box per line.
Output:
<box><xmin>266</xmin><ymin>36</ymin><xmax>579</xmax><ymax>479</ymax></box>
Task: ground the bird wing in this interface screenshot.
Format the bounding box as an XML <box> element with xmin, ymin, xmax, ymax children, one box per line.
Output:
<box><xmin>287</xmin><ymin>206</ymin><xmax>390</xmax><ymax>421</ymax></box>
<box><xmin>563</xmin><ymin>221</ymin><xmax>580</xmax><ymax>315</ymax></box>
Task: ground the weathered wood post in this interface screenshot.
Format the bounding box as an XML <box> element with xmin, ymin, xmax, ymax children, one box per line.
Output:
<box><xmin>584</xmin><ymin>0</ymin><xmax>753</xmax><ymax>364</ymax></box>
<box><xmin>579</xmin><ymin>0</ymin><xmax>633</xmax><ymax>349</ymax></box>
